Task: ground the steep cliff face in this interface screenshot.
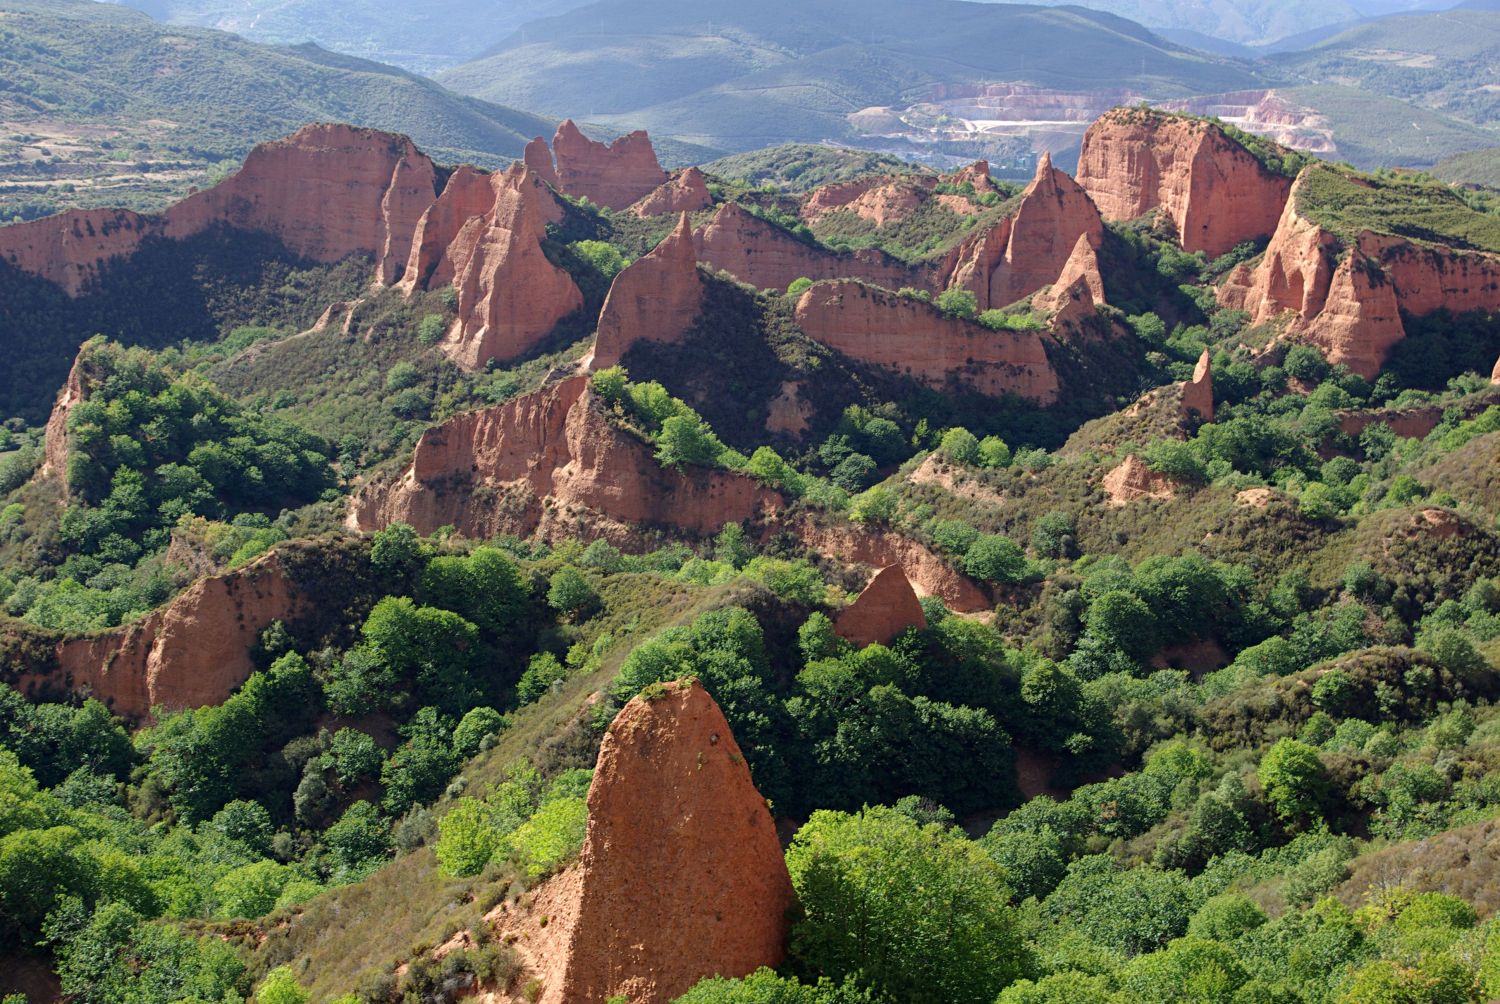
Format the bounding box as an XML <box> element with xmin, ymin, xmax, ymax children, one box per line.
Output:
<box><xmin>497</xmin><ymin>680</ymin><xmax>793</xmax><ymax>1004</ymax></box>
<box><xmin>399</xmin><ymin>165</ymin><xmax>496</xmax><ymax>293</ymax></box>
<box><xmin>793</xmin><ymin>280</ymin><xmax>1058</xmax><ymax>402</ymax></box>
<box><xmin>348</xmin><ymin>377</ymin><xmax>780</xmax><ymax>542</ymax></box>
<box><xmin>834</xmin><ymin>565</ymin><xmax>927</xmax><ymax>647</ymax></box>
<box><xmin>549</xmin><ymin>120</ymin><xmax>668</xmax><ymax>211</ymax></box>
<box><xmin>166</xmin><ymin>123</ymin><xmax>439</xmax><ymax>279</ymax></box>
<box><xmin>441</xmin><ymin>165</ymin><xmax>583</xmax><ymax>370</ymax></box>
<box><xmin>26</xmin><ymin>553</ymin><xmax>306</xmax><ymax>719</ymax></box>
<box><xmin>590</xmin><ymin>214</ymin><xmax>703</xmax><ymax>370</ymax></box>
<box><xmin>523</xmin><ymin>136</ymin><xmax>560</xmax><ymax>189</ymax></box>
<box><xmin>630</xmin><ymin>167</ymin><xmax>714</xmax><ymax>218</ymax></box>
<box><xmin>0</xmin><ymin>124</ymin><xmax>441</xmax><ymax>296</ymax></box>
<box><xmin>803</xmin><ymin>177</ymin><xmax>930</xmax><ymax>227</ymax></box>
<box><xmin>945</xmin><ymin>154</ymin><xmax>1103</xmax><ymax>310</ymax></box>
<box><xmin>1218</xmin><ymin>170</ymin><xmax>1500</xmax><ymax>378</ymax></box>
<box><xmin>1076</xmin><ymin>109</ymin><xmax>1293</xmax><ymax>258</ymax></box>
<box><xmin>693</xmin><ymin>202</ymin><xmax>925</xmax><ymax>294</ymax></box>
<box><xmin>0</xmin><ymin>209</ymin><xmax>162</xmax><ymax>295</ymax></box>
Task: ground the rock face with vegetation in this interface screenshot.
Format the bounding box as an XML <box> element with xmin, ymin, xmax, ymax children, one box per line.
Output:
<box><xmin>1220</xmin><ymin>166</ymin><xmax>1500</xmax><ymax>377</ymax></box>
<box><xmin>349</xmin><ymin>377</ymin><xmax>778</xmax><ymax>541</ymax></box>
<box><xmin>1038</xmin><ymin>232</ymin><xmax>1107</xmax><ymax>323</ymax></box>
<box><xmin>517</xmin><ymin>680</ymin><xmax>793</xmax><ymax>1004</ymax></box>
<box><xmin>19</xmin><ymin>552</ymin><xmax>306</xmax><ymax>719</ymax></box>
<box><xmin>591</xmin><ymin>214</ymin><xmax>704</xmax><ymax>369</ymax></box>
<box><xmin>834</xmin><ymin>565</ymin><xmax>927</xmax><ymax>647</ymax></box>
<box><xmin>945</xmin><ymin>154</ymin><xmax>1103</xmax><ymax>310</ymax></box>
<box><xmin>1076</xmin><ymin>108</ymin><xmax>1296</xmax><ymax>257</ymax></box>
<box><xmin>440</xmin><ymin>164</ymin><xmax>582</xmax><ymax>370</ymax></box>
<box><xmin>793</xmin><ymin>280</ymin><xmax>1059</xmax><ymax>401</ymax></box>
<box><xmin>693</xmin><ymin>201</ymin><xmax>924</xmax><ymax>293</ymax></box>
<box><xmin>399</xmin><ymin>165</ymin><xmax>499</xmax><ymax>293</ymax></box>
<box><xmin>631</xmin><ymin>167</ymin><xmax>714</xmax><ymax>218</ymax></box>
<box><xmin>0</xmin><ymin>123</ymin><xmax>440</xmax><ymax>295</ymax></box>
<box><xmin>546</xmin><ymin>119</ymin><xmax>668</xmax><ymax>211</ymax></box>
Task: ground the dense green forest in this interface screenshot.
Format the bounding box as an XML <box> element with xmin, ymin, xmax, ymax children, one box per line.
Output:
<box><xmin>7</xmin><ymin>127</ymin><xmax>1500</xmax><ymax>1004</ymax></box>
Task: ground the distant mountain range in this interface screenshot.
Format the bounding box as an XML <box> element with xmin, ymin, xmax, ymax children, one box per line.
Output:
<box><xmin>0</xmin><ymin>0</ymin><xmax>553</xmax><ymax>218</ymax></box>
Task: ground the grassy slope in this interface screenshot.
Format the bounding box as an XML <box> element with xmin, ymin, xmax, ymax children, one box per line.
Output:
<box><xmin>1295</xmin><ymin>161</ymin><xmax>1500</xmax><ymax>253</ymax></box>
<box><xmin>436</xmin><ymin>0</ymin><xmax>1265</xmax><ymax>153</ymax></box>
<box><xmin>0</xmin><ymin>0</ymin><xmax>554</xmax><ymax>218</ymax></box>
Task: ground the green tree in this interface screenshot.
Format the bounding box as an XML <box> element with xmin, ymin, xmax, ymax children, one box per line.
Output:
<box><xmin>978</xmin><ymin>435</ymin><xmax>1012</xmax><ymax>468</ymax></box>
<box><xmin>323</xmin><ymin>801</ymin><xmax>389</xmax><ymax>873</ymax></box>
<box><xmin>939</xmin><ymin>428</ymin><xmax>980</xmax><ymax>466</ymax></box>
<box><xmin>786</xmin><ymin>806</ymin><xmax>1029</xmax><ymax>1004</ymax></box>
<box><xmin>547</xmin><ymin>566</ymin><xmax>600</xmax><ymax>620</ymax></box>
<box><xmin>656</xmin><ymin>413</ymin><xmax>724</xmax><ymax>469</ymax></box>
<box><xmin>508</xmin><ymin>797</ymin><xmax>587</xmax><ymax>878</ymax></box>
<box><xmin>212</xmin><ymin>859</ymin><xmax>293</xmax><ymax>919</ymax></box>
<box><xmin>435</xmin><ymin>797</ymin><xmax>506</xmax><ymax>878</ymax></box>
<box><xmin>935</xmin><ymin>288</ymin><xmax>979</xmax><ymax>320</ymax></box>
<box><xmin>453</xmin><ymin>707</ymin><xmax>506</xmax><ymax>759</ymax></box>
<box><xmin>256</xmin><ymin>965</ymin><xmax>310</xmax><ymax>1004</ymax></box>
<box><xmin>965</xmin><ymin>534</ymin><xmax>1027</xmax><ymax>585</ymax></box>
<box><xmin>1258</xmin><ymin>739</ymin><xmax>1329</xmax><ymax>826</ymax></box>
<box><xmin>1085</xmin><ymin>590</ymin><xmax>1158</xmax><ymax>659</ymax></box>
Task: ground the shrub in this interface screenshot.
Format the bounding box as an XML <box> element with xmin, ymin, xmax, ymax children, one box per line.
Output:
<box><xmin>508</xmin><ymin>797</ymin><xmax>587</xmax><ymax>878</ymax></box>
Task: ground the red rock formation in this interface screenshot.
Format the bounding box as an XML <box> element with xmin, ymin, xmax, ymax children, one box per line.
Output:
<box><xmin>802</xmin><ymin>176</ymin><xmax>933</xmax><ymax>227</ymax></box>
<box><xmin>442</xmin><ymin>165</ymin><xmax>583</xmax><ymax>370</ymax></box>
<box><xmin>550</xmin><ymin>120</ymin><xmax>667</xmax><ymax>211</ymax></box>
<box><xmin>524</xmin><ymin>136</ymin><xmax>560</xmax><ymax>189</ymax></box>
<box><xmin>506</xmin><ymin>680</ymin><xmax>793</xmax><ymax>1004</ymax></box>
<box><xmin>1076</xmin><ymin>109</ymin><xmax>1294</xmax><ymax>258</ymax></box>
<box><xmin>834</xmin><ymin>565</ymin><xmax>927</xmax><ymax>647</ymax></box>
<box><xmin>1102</xmin><ymin>454</ymin><xmax>1175</xmax><ymax>504</ymax></box>
<box><xmin>25</xmin><ymin>552</ymin><xmax>307</xmax><ymax>719</ymax></box>
<box><xmin>790</xmin><ymin>517</ymin><xmax>991</xmax><ymax>614</ymax></box>
<box><xmin>765</xmin><ymin>381</ymin><xmax>813</xmax><ymax>437</ymax></box>
<box><xmin>0</xmin><ymin>124</ymin><xmax>441</xmax><ymax>295</ymax></box>
<box><xmin>400</xmin><ymin>166</ymin><xmax>496</xmax><ymax>293</ymax></box>
<box><xmin>1181</xmin><ymin>349</ymin><xmax>1213</xmax><ymax>421</ymax></box>
<box><xmin>590</xmin><ymin>214</ymin><xmax>703</xmax><ymax>369</ymax></box>
<box><xmin>945</xmin><ymin>154</ymin><xmax>1103</xmax><ymax>310</ymax></box>
<box><xmin>631</xmin><ymin>167</ymin><xmax>714</xmax><ymax>218</ymax></box>
<box><xmin>166</xmin><ymin>123</ymin><xmax>438</xmax><ymax>278</ymax></box>
<box><xmin>348</xmin><ymin>376</ymin><xmax>781</xmax><ymax>542</ymax></box>
<box><xmin>949</xmin><ymin>160</ymin><xmax>999</xmax><ymax>196</ymax></box>
<box><xmin>38</xmin><ymin>347</ymin><xmax>91</xmax><ymax>484</ymax></box>
<box><xmin>693</xmin><ymin>202</ymin><xmax>926</xmax><ymax>293</ymax></box>
<box><xmin>1218</xmin><ymin>169</ymin><xmax>1500</xmax><ymax>378</ymax></box>
<box><xmin>1039</xmin><ymin>232</ymin><xmax>1107</xmax><ymax>326</ymax></box>
<box><xmin>1335</xmin><ymin>405</ymin><xmax>1443</xmax><ymax>442</ymax></box>
<box><xmin>0</xmin><ymin>208</ymin><xmax>161</xmax><ymax>295</ymax></box>
<box><xmin>793</xmin><ymin>280</ymin><xmax>1058</xmax><ymax>402</ymax></box>
<box><xmin>1492</xmin><ymin>355</ymin><xmax>1500</xmax><ymax>385</ymax></box>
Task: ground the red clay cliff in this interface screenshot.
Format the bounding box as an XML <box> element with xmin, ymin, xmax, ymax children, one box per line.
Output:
<box><xmin>590</xmin><ymin>214</ymin><xmax>703</xmax><ymax>369</ymax></box>
<box><xmin>549</xmin><ymin>119</ymin><xmax>668</xmax><ymax>210</ymax></box>
<box><xmin>1076</xmin><ymin>108</ymin><xmax>1294</xmax><ymax>258</ymax></box>
<box><xmin>834</xmin><ymin>565</ymin><xmax>928</xmax><ymax>647</ymax></box>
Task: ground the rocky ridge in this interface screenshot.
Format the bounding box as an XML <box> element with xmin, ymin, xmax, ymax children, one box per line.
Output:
<box><xmin>590</xmin><ymin>214</ymin><xmax>703</xmax><ymax>370</ymax></box>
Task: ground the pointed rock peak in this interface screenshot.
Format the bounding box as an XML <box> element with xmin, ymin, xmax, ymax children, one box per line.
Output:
<box><xmin>669</xmin><ymin>210</ymin><xmax>694</xmax><ymax>246</ymax></box>
<box><xmin>524</xmin><ymin>136</ymin><xmax>558</xmax><ymax>187</ymax></box>
<box><xmin>554</xmin><ymin>118</ymin><xmax>584</xmax><ymax>144</ymax></box>
<box><xmin>1182</xmin><ymin>347</ymin><xmax>1214</xmax><ymax>422</ymax></box>
<box><xmin>835</xmin><ymin>565</ymin><xmax>928</xmax><ymax>648</ymax></box>
<box><xmin>506</xmin><ymin>678</ymin><xmax>794</xmax><ymax>1004</ymax></box>
<box><xmin>1037</xmin><ymin>150</ymin><xmax>1053</xmax><ymax>175</ymax></box>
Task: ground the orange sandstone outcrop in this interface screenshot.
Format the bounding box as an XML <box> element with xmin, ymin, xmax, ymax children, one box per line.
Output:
<box><xmin>1076</xmin><ymin>109</ymin><xmax>1293</xmax><ymax>258</ymax></box>
<box><xmin>803</xmin><ymin>176</ymin><xmax>929</xmax><ymax>227</ymax></box>
<box><xmin>348</xmin><ymin>376</ymin><xmax>780</xmax><ymax>542</ymax></box>
<box><xmin>790</xmin><ymin>517</ymin><xmax>991</xmax><ymax>614</ymax></box>
<box><xmin>165</xmin><ymin>123</ymin><xmax>438</xmax><ymax>281</ymax></box>
<box><xmin>39</xmin><ymin>347</ymin><xmax>90</xmax><ymax>483</ymax></box>
<box><xmin>1218</xmin><ymin>169</ymin><xmax>1500</xmax><ymax>378</ymax></box>
<box><xmin>400</xmin><ymin>165</ymin><xmax>496</xmax><ymax>293</ymax></box>
<box><xmin>523</xmin><ymin>136</ymin><xmax>560</xmax><ymax>189</ymax></box>
<box><xmin>1103</xmin><ymin>454</ymin><xmax>1175</xmax><ymax>504</ymax></box>
<box><xmin>550</xmin><ymin>120</ymin><xmax>667</xmax><ymax>211</ymax></box>
<box><xmin>693</xmin><ymin>202</ymin><xmax>925</xmax><ymax>293</ymax></box>
<box><xmin>1039</xmin><ymin>233</ymin><xmax>1107</xmax><ymax>325</ymax></box>
<box><xmin>834</xmin><ymin>565</ymin><xmax>927</xmax><ymax>647</ymax></box>
<box><xmin>0</xmin><ymin>124</ymin><xmax>441</xmax><ymax>295</ymax></box>
<box><xmin>631</xmin><ymin>167</ymin><xmax>714</xmax><ymax>218</ymax></box>
<box><xmin>0</xmin><ymin>208</ymin><xmax>161</xmax><ymax>295</ymax></box>
<box><xmin>1334</xmin><ymin>405</ymin><xmax>1443</xmax><ymax>442</ymax></box>
<box><xmin>793</xmin><ymin>280</ymin><xmax>1058</xmax><ymax>402</ymax></box>
<box><xmin>508</xmin><ymin>680</ymin><xmax>793</xmax><ymax>1004</ymax></box>
<box><xmin>1181</xmin><ymin>349</ymin><xmax>1213</xmax><ymax>421</ymax></box>
<box><xmin>590</xmin><ymin>214</ymin><xmax>703</xmax><ymax>369</ymax></box>
<box><xmin>26</xmin><ymin>552</ymin><xmax>307</xmax><ymax>719</ymax></box>
<box><xmin>946</xmin><ymin>154</ymin><xmax>1103</xmax><ymax>310</ymax></box>
<box><xmin>441</xmin><ymin>165</ymin><xmax>583</xmax><ymax>370</ymax></box>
